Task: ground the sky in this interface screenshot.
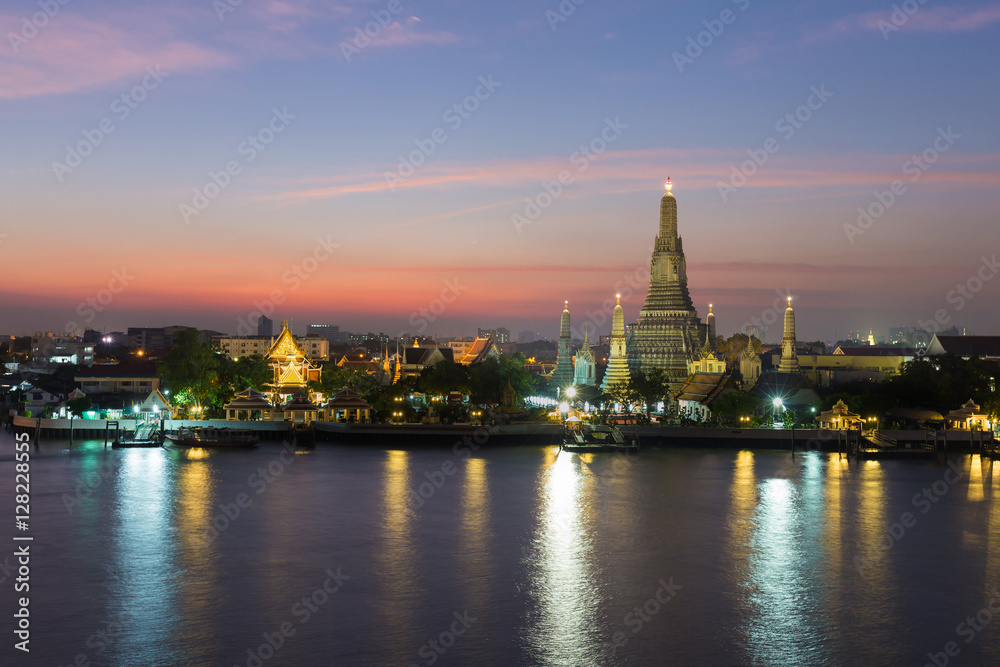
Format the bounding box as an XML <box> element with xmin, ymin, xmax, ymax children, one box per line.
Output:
<box><xmin>1</xmin><ymin>0</ymin><xmax>998</xmax><ymax>343</ymax></box>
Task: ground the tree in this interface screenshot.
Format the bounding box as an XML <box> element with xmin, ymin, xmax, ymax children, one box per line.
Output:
<box><xmin>157</xmin><ymin>328</ymin><xmax>221</xmax><ymax>412</ymax></box>
<box><xmin>629</xmin><ymin>368</ymin><xmax>670</xmax><ymax>413</ymax></box>
<box><xmin>419</xmin><ymin>359</ymin><xmax>470</xmax><ymax>397</ymax></box>
<box><xmin>710</xmin><ymin>391</ymin><xmax>762</xmax><ymax>425</ymax></box>
<box><xmin>605</xmin><ymin>379</ymin><xmax>639</xmax><ymax>413</ymax></box>
<box><xmin>65</xmin><ymin>395</ymin><xmax>93</xmax><ymax>418</ymax></box>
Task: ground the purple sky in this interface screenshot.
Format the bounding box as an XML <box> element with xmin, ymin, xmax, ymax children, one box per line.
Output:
<box><xmin>1</xmin><ymin>0</ymin><xmax>998</xmax><ymax>343</ymax></box>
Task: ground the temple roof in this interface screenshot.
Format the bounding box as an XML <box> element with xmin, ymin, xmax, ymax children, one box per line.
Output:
<box><xmin>224</xmin><ymin>387</ymin><xmax>273</xmax><ymax>411</ymax></box>
<box><xmin>268</xmin><ymin>322</ymin><xmax>308</xmax><ymax>360</ymax></box>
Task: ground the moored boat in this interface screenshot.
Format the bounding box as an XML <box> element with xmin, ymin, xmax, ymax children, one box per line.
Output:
<box><xmin>561</xmin><ymin>421</ymin><xmax>639</xmax><ymax>453</ymax></box>
<box><xmin>165</xmin><ymin>426</ymin><xmax>259</xmax><ymax>448</ymax></box>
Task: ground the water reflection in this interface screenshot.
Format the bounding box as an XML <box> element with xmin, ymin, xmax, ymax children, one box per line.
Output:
<box><xmin>524</xmin><ymin>448</ymin><xmax>607</xmax><ymax>666</ymax></box>
<box><xmin>459</xmin><ymin>457</ymin><xmax>492</xmax><ymax>611</ymax></box>
<box><xmin>377</xmin><ymin>450</ymin><xmax>420</xmax><ymax>638</ymax></box>
<box><xmin>173</xmin><ymin>452</ymin><xmax>220</xmax><ymax>654</ymax></box>
<box><xmin>110</xmin><ymin>448</ymin><xmax>177</xmax><ymax>662</ymax></box>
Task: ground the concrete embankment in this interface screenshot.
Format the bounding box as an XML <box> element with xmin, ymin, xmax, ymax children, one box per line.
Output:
<box><xmin>9</xmin><ymin>415</ymin><xmax>989</xmax><ymax>452</ymax></box>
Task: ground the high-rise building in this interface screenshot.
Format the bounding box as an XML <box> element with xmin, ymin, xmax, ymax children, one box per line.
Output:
<box><xmin>478</xmin><ymin>327</ymin><xmax>510</xmax><ymax>343</ymax></box>
<box><xmin>258</xmin><ymin>315</ymin><xmax>274</xmax><ymax>338</ymax></box>
<box><xmin>627</xmin><ymin>178</ymin><xmax>709</xmax><ymax>396</ymax></box>
<box><xmin>518</xmin><ymin>330</ymin><xmax>536</xmax><ymax>344</ymax></box>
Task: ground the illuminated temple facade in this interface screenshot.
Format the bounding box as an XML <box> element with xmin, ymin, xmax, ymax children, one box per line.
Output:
<box><xmin>627</xmin><ymin>179</ymin><xmax>710</xmax><ymax>399</ymax></box>
<box><xmin>267</xmin><ymin>321</ymin><xmax>321</xmax><ymax>403</ymax></box>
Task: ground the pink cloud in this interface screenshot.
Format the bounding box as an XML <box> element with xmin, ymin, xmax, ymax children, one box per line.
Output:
<box><xmin>262</xmin><ymin>147</ymin><xmax>1000</xmax><ymax>202</ymax></box>
<box><xmin>0</xmin><ymin>13</ymin><xmax>234</xmax><ymax>99</ymax></box>
<box><xmin>806</xmin><ymin>3</ymin><xmax>1000</xmax><ymax>43</ymax></box>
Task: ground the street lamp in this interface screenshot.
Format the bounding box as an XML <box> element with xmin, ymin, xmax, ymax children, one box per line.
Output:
<box><xmin>772</xmin><ymin>397</ymin><xmax>783</xmax><ymax>427</ymax></box>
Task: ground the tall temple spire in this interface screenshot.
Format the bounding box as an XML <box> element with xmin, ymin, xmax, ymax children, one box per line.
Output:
<box><xmin>778</xmin><ymin>296</ymin><xmax>801</xmax><ymax>373</ymax></box>
<box><xmin>601</xmin><ymin>294</ymin><xmax>631</xmax><ymax>391</ymax></box>
<box><xmin>628</xmin><ymin>178</ymin><xmax>708</xmax><ymax>404</ymax></box>
<box><xmin>552</xmin><ymin>301</ymin><xmax>574</xmax><ymax>389</ymax></box>
<box><xmin>706</xmin><ymin>303</ymin><xmax>716</xmax><ymax>348</ymax></box>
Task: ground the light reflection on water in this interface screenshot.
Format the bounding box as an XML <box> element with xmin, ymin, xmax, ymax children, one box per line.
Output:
<box><xmin>377</xmin><ymin>449</ymin><xmax>421</xmax><ymax>643</ymax></box>
<box><xmin>5</xmin><ymin>434</ymin><xmax>1000</xmax><ymax>666</ymax></box>
<box><xmin>109</xmin><ymin>447</ymin><xmax>178</xmax><ymax>664</ymax></box>
<box><xmin>173</xmin><ymin>452</ymin><xmax>220</xmax><ymax>657</ymax></box>
<box><xmin>522</xmin><ymin>448</ymin><xmax>611</xmax><ymax>666</ymax></box>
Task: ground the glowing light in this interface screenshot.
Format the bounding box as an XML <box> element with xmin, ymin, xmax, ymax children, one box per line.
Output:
<box><xmin>559</xmin><ymin>402</ymin><xmax>569</xmax><ymax>413</ymax></box>
<box><xmin>773</xmin><ymin>398</ymin><xmax>783</xmax><ymax>408</ymax></box>
<box><xmin>664</xmin><ymin>176</ymin><xmax>672</xmax><ymax>192</ymax></box>
<box><xmin>565</xmin><ymin>387</ymin><xmax>576</xmax><ymax>398</ymax></box>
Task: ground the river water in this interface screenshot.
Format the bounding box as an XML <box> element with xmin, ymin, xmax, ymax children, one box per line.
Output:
<box><xmin>2</xmin><ymin>430</ymin><xmax>1000</xmax><ymax>666</ymax></box>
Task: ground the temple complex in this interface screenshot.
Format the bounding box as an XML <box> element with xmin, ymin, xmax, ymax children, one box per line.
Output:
<box><xmin>600</xmin><ymin>294</ymin><xmax>631</xmax><ymax>391</ymax></box>
<box><xmin>627</xmin><ymin>178</ymin><xmax>709</xmax><ymax>398</ymax></box>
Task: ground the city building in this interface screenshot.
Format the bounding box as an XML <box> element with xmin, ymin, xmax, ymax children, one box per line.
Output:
<box><xmin>75</xmin><ymin>361</ymin><xmax>159</xmax><ymax>395</ymax></box>
<box><xmin>478</xmin><ymin>327</ymin><xmax>511</xmax><ymax>344</ymax></box>
<box><xmin>308</xmin><ymin>323</ymin><xmax>351</xmax><ymax>343</ymax></box>
<box><xmin>258</xmin><ymin>315</ymin><xmax>274</xmax><ymax>338</ymax></box>
<box><xmin>31</xmin><ymin>332</ymin><xmax>95</xmax><ymax>366</ymax></box>
<box><xmin>518</xmin><ymin>330</ymin><xmax>537</xmax><ymax>344</ymax></box>
<box><xmin>217</xmin><ymin>334</ymin><xmax>328</xmax><ymax>361</ymax></box>
<box><xmin>627</xmin><ymin>179</ymin><xmax>710</xmax><ymax>397</ymax></box>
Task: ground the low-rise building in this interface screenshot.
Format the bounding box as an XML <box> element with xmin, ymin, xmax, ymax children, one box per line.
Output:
<box><xmin>31</xmin><ymin>332</ymin><xmax>95</xmax><ymax>366</ymax></box>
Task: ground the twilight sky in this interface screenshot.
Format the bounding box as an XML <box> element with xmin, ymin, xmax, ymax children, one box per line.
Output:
<box><xmin>1</xmin><ymin>0</ymin><xmax>998</xmax><ymax>343</ymax></box>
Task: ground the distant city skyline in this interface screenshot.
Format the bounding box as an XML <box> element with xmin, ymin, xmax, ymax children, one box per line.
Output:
<box><xmin>2</xmin><ymin>1</ymin><xmax>998</xmax><ymax>342</ymax></box>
